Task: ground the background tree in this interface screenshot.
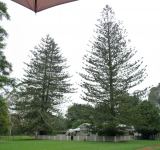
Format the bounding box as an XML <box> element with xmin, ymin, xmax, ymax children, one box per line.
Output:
<box><xmin>66</xmin><ymin>103</ymin><xmax>94</xmax><ymax>128</ymax></box>
<box><xmin>93</xmin><ymin>94</ymin><xmax>139</xmax><ymax>135</ymax></box>
<box><xmin>133</xmin><ymin>101</ymin><xmax>160</xmax><ymax>139</ymax></box>
<box><xmin>0</xmin><ymin>1</ymin><xmax>12</xmax><ymax>135</ymax></box>
<box><xmin>10</xmin><ymin>113</ymin><xmax>24</xmax><ymax>135</ymax></box>
<box><xmin>14</xmin><ymin>35</ymin><xmax>72</xmax><ymax>135</ymax></box>
<box><xmin>148</xmin><ymin>83</ymin><xmax>160</xmax><ymax>106</ymax></box>
<box><xmin>0</xmin><ymin>96</ymin><xmax>10</xmax><ymax>135</ymax></box>
<box><xmin>118</xmin><ymin>94</ymin><xmax>139</xmax><ymax>126</ymax></box>
<box><xmin>80</xmin><ymin>5</ymin><xmax>146</xmax><ymax>135</ymax></box>
<box><xmin>52</xmin><ymin>113</ymin><xmax>67</xmax><ymax>134</ymax></box>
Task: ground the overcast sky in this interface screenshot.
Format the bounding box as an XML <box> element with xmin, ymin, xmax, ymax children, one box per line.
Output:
<box><xmin>1</xmin><ymin>0</ymin><xmax>160</xmax><ymax>107</ymax></box>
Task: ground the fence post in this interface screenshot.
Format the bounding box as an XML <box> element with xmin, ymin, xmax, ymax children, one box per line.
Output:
<box><xmin>103</xmin><ymin>136</ymin><xmax>105</xmax><ymax>142</ymax></box>
<box><xmin>94</xmin><ymin>135</ymin><xmax>97</xmax><ymax>142</ymax></box>
<box><xmin>114</xmin><ymin>136</ymin><xmax>117</xmax><ymax>142</ymax></box>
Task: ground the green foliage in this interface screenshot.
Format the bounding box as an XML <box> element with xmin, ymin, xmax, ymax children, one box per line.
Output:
<box><xmin>66</xmin><ymin>103</ymin><xmax>94</xmax><ymax>128</ymax></box>
<box><xmin>52</xmin><ymin>114</ymin><xmax>67</xmax><ymax>134</ymax></box>
<box><xmin>0</xmin><ymin>1</ymin><xmax>12</xmax><ymax>136</ymax></box>
<box><xmin>0</xmin><ymin>2</ymin><xmax>10</xmax><ymax>20</ymax></box>
<box><xmin>80</xmin><ymin>5</ymin><xmax>146</xmax><ymax>135</ymax></box>
<box><xmin>13</xmin><ymin>35</ymin><xmax>72</xmax><ymax>135</ymax></box>
<box><xmin>0</xmin><ymin>97</ymin><xmax>9</xmax><ymax>135</ymax></box>
<box><xmin>0</xmin><ymin>2</ymin><xmax>12</xmax><ymax>89</ymax></box>
<box><xmin>148</xmin><ymin>83</ymin><xmax>160</xmax><ymax>106</ymax></box>
<box><xmin>0</xmin><ymin>1</ymin><xmax>10</xmax><ymax>50</ymax></box>
<box><xmin>118</xmin><ymin>94</ymin><xmax>140</xmax><ymax>126</ymax></box>
<box><xmin>134</xmin><ymin>101</ymin><xmax>160</xmax><ymax>139</ymax></box>
<box><xmin>10</xmin><ymin>113</ymin><xmax>26</xmax><ymax>135</ymax></box>
<box><xmin>93</xmin><ymin>94</ymin><xmax>138</xmax><ymax>136</ymax></box>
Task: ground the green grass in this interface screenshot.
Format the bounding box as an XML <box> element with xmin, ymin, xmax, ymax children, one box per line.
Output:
<box><xmin>0</xmin><ymin>137</ymin><xmax>160</xmax><ymax>150</ymax></box>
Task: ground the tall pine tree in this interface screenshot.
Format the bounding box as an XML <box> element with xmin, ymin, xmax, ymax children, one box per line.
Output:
<box><xmin>15</xmin><ymin>35</ymin><xmax>72</xmax><ymax>135</ymax></box>
<box><xmin>0</xmin><ymin>1</ymin><xmax>11</xmax><ymax>135</ymax></box>
<box><xmin>80</xmin><ymin>5</ymin><xmax>146</xmax><ymax>135</ymax></box>
<box><xmin>0</xmin><ymin>1</ymin><xmax>11</xmax><ymax>90</ymax></box>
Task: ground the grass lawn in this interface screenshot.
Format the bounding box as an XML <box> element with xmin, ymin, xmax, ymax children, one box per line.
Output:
<box><xmin>0</xmin><ymin>137</ymin><xmax>160</xmax><ymax>150</ymax></box>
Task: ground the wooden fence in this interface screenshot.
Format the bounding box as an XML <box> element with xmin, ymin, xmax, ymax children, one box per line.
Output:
<box><xmin>36</xmin><ymin>135</ymin><xmax>133</xmax><ymax>142</ymax></box>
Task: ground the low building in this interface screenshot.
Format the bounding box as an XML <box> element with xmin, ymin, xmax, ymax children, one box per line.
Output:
<box><xmin>66</xmin><ymin>123</ymin><xmax>91</xmax><ymax>136</ymax></box>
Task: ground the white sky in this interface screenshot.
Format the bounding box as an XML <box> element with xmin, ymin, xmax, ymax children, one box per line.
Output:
<box><xmin>1</xmin><ymin>0</ymin><xmax>160</xmax><ymax>108</ymax></box>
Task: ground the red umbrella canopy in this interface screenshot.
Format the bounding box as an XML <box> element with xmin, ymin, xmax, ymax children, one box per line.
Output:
<box><xmin>11</xmin><ymin>0</ymin><xmax>78</xmax><ymax>13</ymax></box>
